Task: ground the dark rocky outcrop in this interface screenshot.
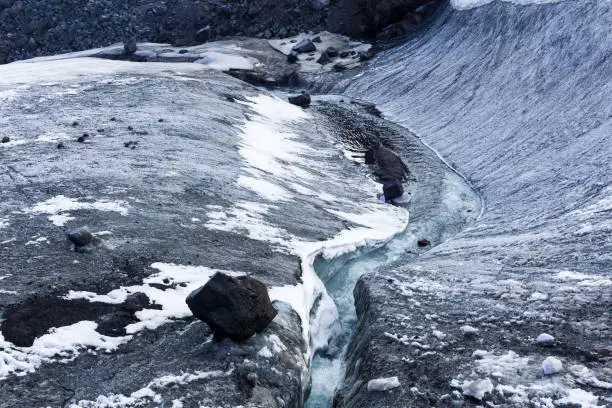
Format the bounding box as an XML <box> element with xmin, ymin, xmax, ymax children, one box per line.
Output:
<box><xmin>186</xmin><ymin>273</ymin><xmax>278</xmax><ymax>341</ymax></box>
<box><xmin>382</xmin><ymin>178</ymin><xmax>404</xmax><ymax>200</ymax></box>
<box><xmin>366</xmin><ymin>144</ymin><xmax>412</xmax><ymax>181</ymax></box>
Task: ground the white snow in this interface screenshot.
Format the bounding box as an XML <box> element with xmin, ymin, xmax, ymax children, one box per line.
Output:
<box><xmin>529</xmin><ymin>291</ymin><xmax>548</xmax><ymax>301</ymax></box>
<box><xmin>367</xmin><ymin>376</ymin><xmax>401</xmax><ymax>391</ymax></box>
<box><xmin>0</xmin><ymin>321</ymin><xmax>130</xmax><ymax>379</ymax></box>
<box><xmin>542</xmin><ymin>356</ymin><xmax>563</xmax><ymax>375</ymax></box>
<box><xmin>24</xmin><ymin>195</ymin><xmax>129</xmax><ymax>226</ymax></box>
<box><xmin>462</xmin><ymin>378</ymin><xmax>494</xmax><ymax>400</ymax></box>
<box><xmin>257</xmin><ymin>346</ymin><xmax>273</xmax><ymax>358</ymax></box>
<box><xmin>535</xmin><ymin>333</ymin><xmax>555</xmax><ymax>343</ymax></box>
<box><xmin>25</xmin><ymin>237</ymin><xmax>49</xmax><ymax>246</ymax></box>
<box><xmin>237</xmin><ymin>176</ymin><xmax>293</xmax><ymax>201</ymax></box>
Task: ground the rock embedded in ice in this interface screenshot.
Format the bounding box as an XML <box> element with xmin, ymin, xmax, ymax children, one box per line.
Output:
<box><xmin>288</xmin><ymin>93</ymin><xmax>311</xmax><ymax>107</ymax></box>
<box><xmin>417</xmin><ymin>239</ymin><xmax>431</xmax><ymax>247</ymax></box>
<box><xmin>460</xmin><ymin>325</ymin><xmax>479</xmax><ymax>335</ymax></box>
<box><xmin>535</xmin><ymin>333</ymin><xmax>555</xmax><ymax>344</ymax></box>
<box><xmin>542</xmin><ymin>356</ymin><xmax>563</xmax><ymax>375</ymax></box>
<box><xmin>367</xmin><ymin>376</ymin><xmax>401</xmax><ymax>391</ymax></box>
<box><xmin>66</xmin><ymin>227</ymin><xmax>94</xmax><ymax>248</ymax></box>
<box><xmin>462</xmin><ymin>378</ymin><xmax>493</xmax><ymax>400</ymax></box>
<box><xmin>1</xmin><ymin>136</ymin><xmax>9</xmax><ymax>143</ymax></box>
<box><xmin>186</xmin><ymin>273</ymin><xmax>277</xmax><ymax>341</ymax></box>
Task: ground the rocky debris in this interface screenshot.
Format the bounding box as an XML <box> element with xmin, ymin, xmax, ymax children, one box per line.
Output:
<box><xmin>288</xmin><ymin>93</ymin><xmax>311</xmax><ymax>107</ymax></box>
<box><xmin>417</xmin><ymin>239</ymin><xmax>430</xmax><ymax>247</ymax></box>
<box><xmin>1</xmin><ymin>136</ymin><xmax>9</xmax><ymax>143</ymax></box>
<box><xmin>367</xmin><ymin>377</ymin><xmax>401</xmax><ymax>391</ymax></box>
<box><xmin>292</xmin><ymin>38</ymin><xmax>316</xmax><ymax>54</ymax></box>
<box><xmin>359</xmin><ymin>50</ymin><xmax>375</xmax><ymax>62</ymax></box>
<box><xmin>186</xmin><ymin>273</ymin><xmax>278</xmax><ymax>341</ymax></box>
<box><xmin>124</xmin><ymin>140</ymin><xmax>138</xmax><ymax>149</ymax></box>
<box><xmin>56</xmin><ymin>142</ymin><xmax>65</xmax><ymax>149</ymax></box>
<box><xmin>327</xmin><ymin>0</ymin><xmax>441</xmax><ymax>38</ymax></box>
<box><xmin>123</xmin><ymin>38</ymin><xmax>137</xmax><ymax>55</ymax></box>
<box><xmin>542</xmin><ymin>356</ymin><xmax>563</xmax><ymax>375</ymax></box>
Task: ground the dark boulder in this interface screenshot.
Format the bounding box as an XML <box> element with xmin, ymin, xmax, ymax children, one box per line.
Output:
<box><xmin>66</xmin><ymin>227</ymin><xmax>94</xmax><ymax>247</ymax></box>
<box><xmin>287</xmin><ymin>52</ymin><xmax>299</xmax><ymax>64</ymax></box>
<box><xmin>123</xmin><ymin>38</ymin><xmax>137</xmax><ymax>55</ymax></box>
<box><xmin>292</xmin><ymin>38</ymin><xmax>316</xmax><ymax>54</ymax></box>
<box><xmin>358</xmin><ymin>50</ymin><xmax>375</xmax><ymax>62</ymax></box>
<box><xmin>367</xmin><ymin>144</ymin><xmax>411</xmax><ymax>181</ymax></box>
<box><xmin>288</xmin><ymin>93</ymin><xmax>311</xmax><ymax>107</ymax></box>
<box><xmin>417</xmin><ymin>239</ymin><xmax>431</xmax><ymax>247</ymax></box>
<box><xmin>1</xmin><ymin>136</ymin><xmax>10</xmax><ymax>143</ymax></box>
<box><xmin>317</xmin><ymin>52</ymin><xmax>331</xmax><ymax>65</ymax></box>
<box><xmin>186</xmin><ymin>273</ymin><xmax>277</xmax><ymax>341</ymax></box>
<box><xmin>383</xmin><ymin>178</ymin><xmax>404</xmax><ymax>200</ymax></box>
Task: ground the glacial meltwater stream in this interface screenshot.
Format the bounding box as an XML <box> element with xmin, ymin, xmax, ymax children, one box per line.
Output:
<box><xmin>305</xmin><ymin>100</ymin><xmax>482</xmax><ymax>407</ymax></box>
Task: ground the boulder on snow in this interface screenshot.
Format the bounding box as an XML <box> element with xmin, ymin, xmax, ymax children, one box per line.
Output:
<box><xmin>366</xmin><ymin>144</ymin><xmax>411</xmax><ymax>181</ymax></box>
<box><xmin>292</xmin><ymin>38</ymin><xmax>316</xmax><ymax>54</ymax></box>
<box><xmin>417</xmin><ymin>239</ymin><xmax>431</xmax><ymax>247</ymax></box>
<box><xmin>186</xmin><ymin>273</ymin><xmax>277</xmax><ymax>341</ymax></box>
<box><xmin>1</xmin><ymin>136</ymin><xmax>10</xmax><ymax>143</ymax></box>
<box><xmin>288</xmin><ymin>93</ymin><xmax>311</xmax><ymax>107</ymax></box>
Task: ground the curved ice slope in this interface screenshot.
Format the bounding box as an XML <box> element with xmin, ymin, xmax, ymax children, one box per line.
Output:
<box><xmin>329</xmin><ymin>0</ymin><xmax>610</xmax><ymax>406</ymax></box>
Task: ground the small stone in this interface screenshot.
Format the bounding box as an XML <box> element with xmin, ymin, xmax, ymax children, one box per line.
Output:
<box><xmin>339</xmin><ymin>51</ymin><xmax>350</xmax><ymax>58</ymax></box>
<box><xmin>178</xmin><ymin>49</ymin><xmax>188</xmax><ymax>54</ymax></box>
<box><xmin>76</xmin><ymin>134</ymin><xmax>89</xmax><ymax>143</ymax></box>
<box><xmin>536</xmin><ymin>333</ymin><xmax>555</xmax><ymax>344</ymax></box>
<box><xmin>1</xmin><ymin>136</ymin><xmax>10</xmax><ymax>143</ymax></box>
<box><xmin>542</xmin><ymin>356</ymin><xmax>563</xmax><ymax>375</ymax></box>
<box><xmin>312</xmin><ymin>35</ymin><xmax>322</xmax><ymax>43</ymax></box>
<box><xmin>417</xmin><ymin>239</ymin><xmax>431</xmax><ymax>247</ymax></box>
<box><xmin>333</xmin><ymin>62</ymin><xmax>347</xmax><ymax>72</ymax></box>
<box><xmin>127</xmin><ymin>126</ymin><xmax>134</xmax><ymax>131</ymax></box>
<box><xmin>110</xmin><ymin>117</ymin><xmax>116</xmax><ymax>122</ymax></box>
<box><xmin>359</xmin><ymin>50</ymin><xmax>375</xmax><ymax>62</ymax></box>
<box><xmin>97</xmin><ymin>129</ymin><xmax>105</xmax><ymax>133</ymax></box>
<box><xmin>158</xmin><ymin>119</ymin><xmax>164</xmax><ymax>122</ymax></box>
<box><xmin>71</xmin><ymin>121</ymin><xmax>79</xmax><ymax>127</ymax></box>
<box><xmin>57</xmin><ymin>142</ymin><xmax>65</xmax><ymax>149</ymax></box>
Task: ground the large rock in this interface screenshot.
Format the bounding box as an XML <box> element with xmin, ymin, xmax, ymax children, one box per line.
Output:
<box><xmin>365</xmin><ymin>144</ymin><xmax>411</xmax><ymax>181</ymax></box>
<box><xmin>186</xmin><ymin>273</ymin><xmax>277</xmax><ymax>341</ymax></box>
<box><xmin>291</xmin><ymin>38</ymin><xmax>316</xmax><ymax>54</ymax></box>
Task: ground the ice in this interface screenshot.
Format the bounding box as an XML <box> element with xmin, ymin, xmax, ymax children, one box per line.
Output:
<box><xmin>367</xmin><ymin>376</ymin><xmax>401</xmax><ymax>392</ymax></box>
<box><xmin>554</xmin><ymin>388</ymin><xmax>602</xmax><ymax>408</ymax></box>
<box><xmin>237</xmin><ymin>175</ymin><xmax>293</xmax><ymax>201</ymax></box>
<box><xmin>257</xmin><ymin>347</ymin><xmax>273</xmax><ymax>358</ymax></box>
<box><xmin>535</xmin><ymin>333</ymin><xmax>555</xmax><ymax>344</ymax></box>
<box><xmin>194</xmin><ymin>51</ymin><xmax>255</xmax><ymax>71</ymax></box>
<box><xmin>541</xmin><ymin>356</ymin><xmax>563</xmax><ymax>375</ymax></box>
<box><xmin>460</xmin><ymin>325</ymin><xmax>479</xmax><ymax>335</ymax></box>
<box><xmin>461</xmin><ymin>378</ymin><xmax>494</xmax><ymax>400</ymax></box>
<box><xmin>0</xmin><ymin>58</ymin><xmax>207</xmax><ymax>87</ymax></box>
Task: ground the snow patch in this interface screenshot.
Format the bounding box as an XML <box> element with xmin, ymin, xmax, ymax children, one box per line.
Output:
<box><xmin>541</xmin><ymin>356</ymin><xmax>563</xmax><ymax>375</ymax></box>
<box><xmin>367</xmin><ymin>376</ymin><xmax>401</xmax><ymax>391</ymax></box>
<box><xmin>25</xmin><ymin>195</ymin><xmax>129</xmax><ymax>226</ymax></box>
<box><xmin>461</xmin><ymin>378</ymin><xmax>494</xmax><ymax>400</ymax></box>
